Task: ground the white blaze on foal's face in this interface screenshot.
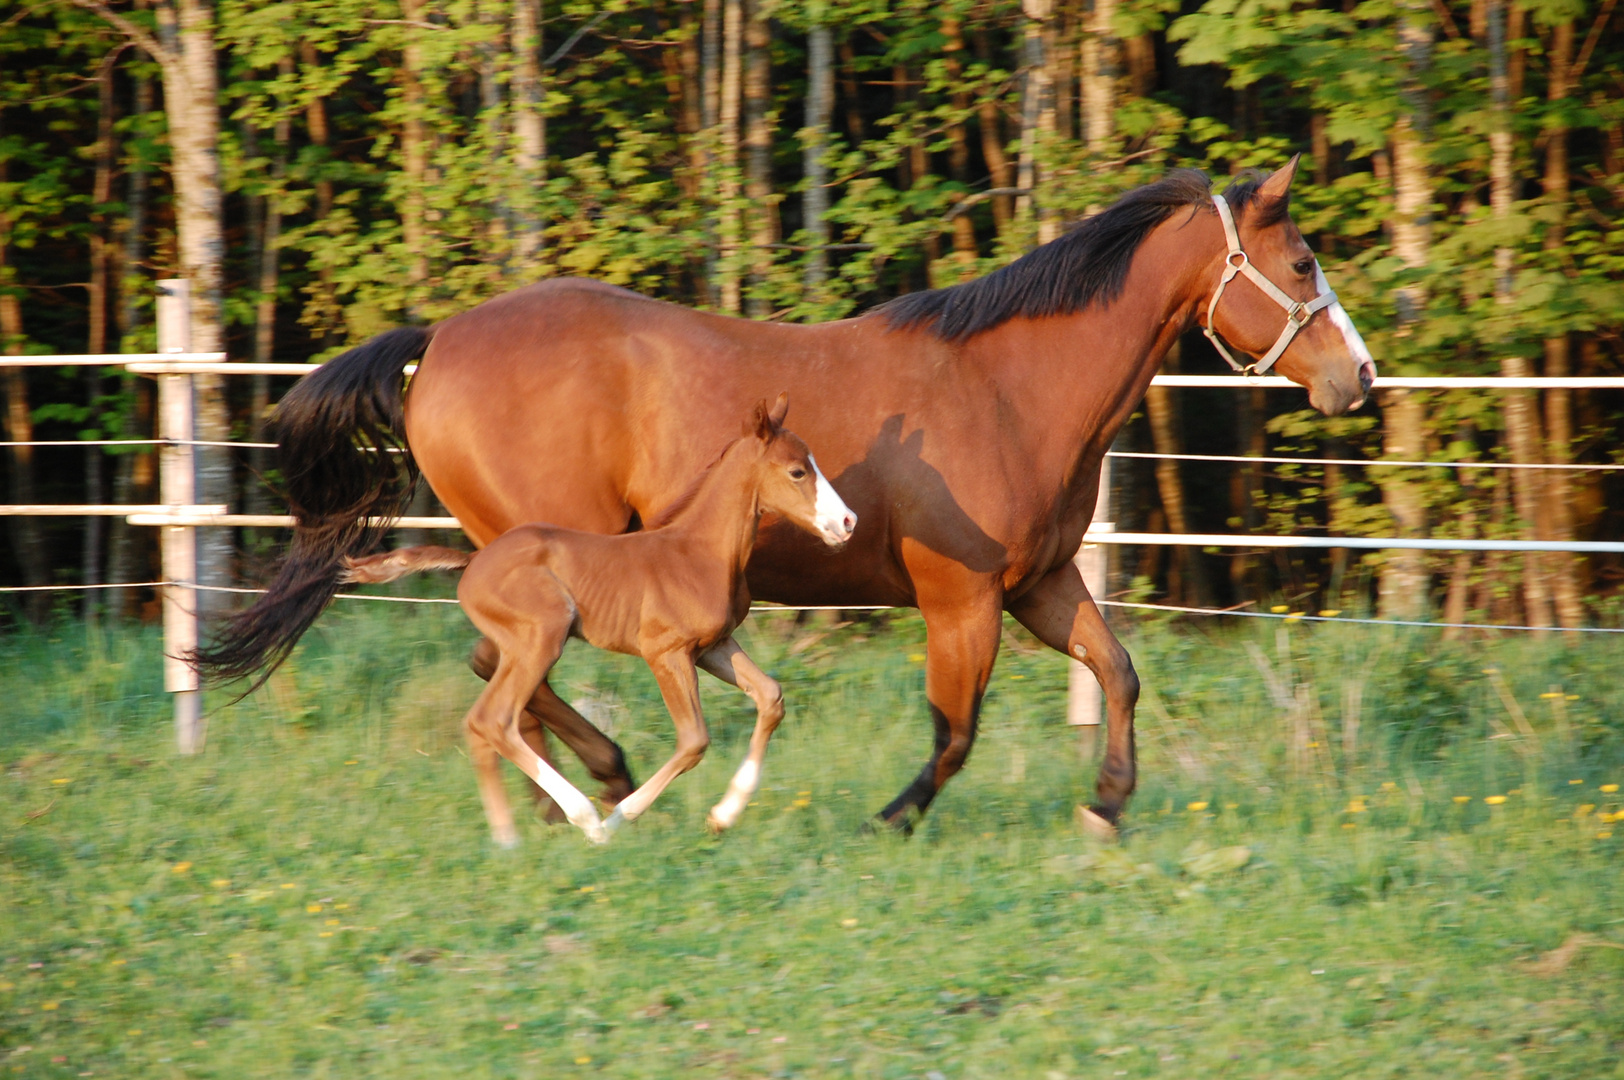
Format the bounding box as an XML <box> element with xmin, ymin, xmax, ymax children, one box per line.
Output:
<box><xmin>810</xmin><ymin>456</ymin><xmax>857</xmax><ymax>546</ymax></box>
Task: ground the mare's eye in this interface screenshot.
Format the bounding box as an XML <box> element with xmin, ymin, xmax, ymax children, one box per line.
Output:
<box><xmin>1293</xmin><ymin>258</ymin><xmax>1314</xmax><ymax>277</ymax></box>
<box><xmin>788</xmin><ymin>467</ymin><xmax>808</xmax><ymax>481</ymax></box>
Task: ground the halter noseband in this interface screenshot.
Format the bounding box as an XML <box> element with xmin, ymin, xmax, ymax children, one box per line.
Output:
<box><xmin>1202</xmin><ymin>194</ymin><xmax>1338</xmax><ymax>376</ymax></box>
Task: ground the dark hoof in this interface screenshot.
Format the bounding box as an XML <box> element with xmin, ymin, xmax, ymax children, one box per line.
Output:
<box><xmin>863</xmin><ymin>810</ymin><xmax>916</xmax><ymax>837</ymax></box>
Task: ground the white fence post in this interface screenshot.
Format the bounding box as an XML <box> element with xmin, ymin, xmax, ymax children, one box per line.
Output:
<box><xmin>1069</xmin><ymin>454</ymin><xmax>1112</xmax><ymax>754</ymax></box>
<box><xmin>156</xmin><ymin>279</ymin><xmax>203</xmax><ymax>754</ymax></box>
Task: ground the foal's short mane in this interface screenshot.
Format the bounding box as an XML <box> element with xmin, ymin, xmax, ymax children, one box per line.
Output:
<box><xmin>875</xmin><ymin>168</ymin><xmax>1286</xmax><ymax>343</ymax></box>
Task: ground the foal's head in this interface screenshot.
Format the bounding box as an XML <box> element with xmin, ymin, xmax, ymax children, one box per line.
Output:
<box><xmin>1202</xmin><ymin>156</ymin><xmax>1376</xmax><ymax>415</ymax></box>
<box><xmin>746</xmin><ymin>393</ymin><xmax>857</xmax><ymax>547</ymax></box>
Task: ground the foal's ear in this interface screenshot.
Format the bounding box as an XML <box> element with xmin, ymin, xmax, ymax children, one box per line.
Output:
<box><xmin>751</xmin><ymin>392</ymin><xmax>789</xmax><ymax>440</ymax></box>
<box><xmin>767</xmin><ymin>391</ymin><xmax>790</xmax><ymax>428</ymax></box>
<box><xmin>1259</xmin><ymin>153</ymin><xmax>1302</xmax><ymax>201</ymax></box>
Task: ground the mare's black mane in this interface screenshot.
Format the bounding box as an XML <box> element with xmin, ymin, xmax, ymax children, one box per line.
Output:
<box><xmin>874</xmin><ymin>168</ymin><xmax>1286</xmax><ymax>342</ymax></box>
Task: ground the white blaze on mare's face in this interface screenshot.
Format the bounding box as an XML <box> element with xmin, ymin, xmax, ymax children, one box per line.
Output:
<box><xmin>1315</xmin><ymin>265</ymin><xmax>1375</xmax><ymax>372</ymax></box>
<box><xmin>810</xmin><ymin>456</ymin><xmax>856</xmax><ymax>545</ymax></box>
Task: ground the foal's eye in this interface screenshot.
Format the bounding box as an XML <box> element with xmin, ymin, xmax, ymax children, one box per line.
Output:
<box><xmin>788</xmin><ymin>467</ymin><xmax>808</xmax><ymax>481</ymax></box>
<box><xmin>1293</xmin><ymin>258</ymin><xmax>1314</xmax><ymax>278</ymax></box>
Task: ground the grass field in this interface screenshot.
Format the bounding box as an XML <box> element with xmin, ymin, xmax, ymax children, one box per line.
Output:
<box><xmin>3</xmin><ymin>600</ymin><xmax>1622</xmax><ymax>1078</ymax></box>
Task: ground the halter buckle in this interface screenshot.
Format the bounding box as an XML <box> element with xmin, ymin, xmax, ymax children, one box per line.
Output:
<box><xmin>1286</xmin><ymin>301</ymin><xmax>1310</xmax><ymax>327</ymax></box>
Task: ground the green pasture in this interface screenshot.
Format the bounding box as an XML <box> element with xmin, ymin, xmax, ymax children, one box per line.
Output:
<box><xmin>2</xmin><ymin>601</ymin><xmax>1621</xmax><ymax>1078</ymax></box>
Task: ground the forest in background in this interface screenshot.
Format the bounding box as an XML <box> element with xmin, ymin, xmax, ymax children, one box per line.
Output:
<box><xmin>1</xmin><ymin>0</ymin><xmax>1622</xmax><ymax>630</ymax></box>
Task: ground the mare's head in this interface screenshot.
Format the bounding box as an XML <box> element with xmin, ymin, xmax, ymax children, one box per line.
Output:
<box><xmin>1204</xmin><ymin>156</ymin><xmax>1376</xmax><ymax>415</ymax></box>
<box><xmin>747</xmin><ymin>393</ymin><xmax>857</xmax><ymax>547</ymax></box>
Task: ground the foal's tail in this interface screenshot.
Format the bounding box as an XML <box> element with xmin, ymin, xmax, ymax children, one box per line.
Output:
<box><xmin>191</xmin><ymin>326</ymin><xmax>435</xmax><ymax>691</ymax></box>
<box><xmin>340</xmin><ymin>546</ymin><xmax>471</xmax><ymax>585</ymax></box>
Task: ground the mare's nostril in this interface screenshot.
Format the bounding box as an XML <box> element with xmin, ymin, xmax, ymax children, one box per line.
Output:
<box><xmin>1358</xmin><ymin>361</ymin><xmax>1375</xmax><ymax>394</ymax></box>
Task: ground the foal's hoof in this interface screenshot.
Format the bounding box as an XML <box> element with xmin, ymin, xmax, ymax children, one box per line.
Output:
<box><xmin>1075</xmin><ymin>804</ymin><xmax>1120</xmax><ymax>843</ymax></box>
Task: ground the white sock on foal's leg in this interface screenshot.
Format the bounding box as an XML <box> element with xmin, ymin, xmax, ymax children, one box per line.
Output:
<box><xmin>706</xmin><ymin>758</ymin><xmax>761</xmax><ymax>832</ymax></box>
<box><xmin>528</xmin><ymin>756</ymin><xmax>609</xmax><ymax>844</ymax></box>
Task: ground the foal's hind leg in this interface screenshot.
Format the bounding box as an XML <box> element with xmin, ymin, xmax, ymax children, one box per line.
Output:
<box><xmin>469</xmin><ymin>637</ymin><xmax>637</xmax><ymax>807</ymax></box>
<box><xmin>697</xmin><ymin>637</ymin><xmax>784</xmax><ymax>832</ymax></box>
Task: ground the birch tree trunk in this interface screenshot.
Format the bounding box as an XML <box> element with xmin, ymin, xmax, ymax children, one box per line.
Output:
<box><xmin>717</xmin><ymin>0</ymin><xmax>743</xmax><ymax>312</ymax></box>
<box><xmin>1376</xmin><ymin>0</ymin><xmax>1433</xmax><ymax>620</ymax></box>
<box><xmin>1541</xmin><ymin>17</ymin><xmax>1582</xmax><ymax>628</ymax></box>
<box><xmin>1079</xmin><ymin>0</ymin><xmax>1116</xmax><ymax>154</ymax></box>
<box><xmin>511</xmin><ymin>0</ymin><xmax>545</xmax><ymax>264</ymax></box>
<box><xmin>1016</xmin><ymin>0</ymin><xmax>1054</xmax><ymax>239</ymax></box>
<box><xmin>802</xmin><ymin>16</ymin><xmax>833</xmax><ymax>294</ymax></box>
<box><xmin>1488</xmin><ymin>0</ymin><xmax>1553</xmax><ymax>628</ymax></box>
<box><xmin>248</xmin><ymin>60</ymin><xmax>290</xmax><ymax>521</ymax></box>
<box><xmin>743</xmin><ymin>0</ymin><xmax>775</xmax><ymax>317</ymax></box>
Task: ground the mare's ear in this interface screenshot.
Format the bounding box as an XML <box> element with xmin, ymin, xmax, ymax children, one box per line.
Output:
<box><xmin>767</xmin><ymin>391</ymin><xmax>789</xmax><ymax>429</ymax></box>
<box><xmin>1258</xmin><ymin>153</ymin><xmax>1301</xmax><ymax>202</ymax></box>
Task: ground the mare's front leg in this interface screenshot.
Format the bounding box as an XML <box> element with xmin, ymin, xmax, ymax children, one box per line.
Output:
<box><xmin>1005</xmin><ymin>557</ymin><xmax>1140</xmax><ymax>837</ymax></box>
<box><xmin>697</xmin><ymin>636</ymin><xmax>784</xmax><ymax>832</ymax></box>
<box><xmin>601</xmin><ymin>651</ymin><xmax>710</xmax><ymax>834</ymax></box>
<box><xmin>876</xmin><ymin>578</ymin><xmax>1004</xmax><ymax>831</ymax></box>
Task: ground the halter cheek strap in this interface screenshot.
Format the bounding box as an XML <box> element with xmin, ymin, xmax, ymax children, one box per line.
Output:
<box><xmin>1202</xmin><ymin>194</ymin><xmax>1339</xmax><ymax>376</ymax></box>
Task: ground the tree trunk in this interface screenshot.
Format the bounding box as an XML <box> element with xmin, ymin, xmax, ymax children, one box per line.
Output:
<box><xmin>1016</xmin><ymin>0</ymin><xmax>1053</xmax><ymax>237</ymax></box>
<box><xmin>1542</xmin><ymin>17</ymin><xmax>1582</xmax><ymax>629</ymax></box>
<box><xmin>942</xmin><ymin>16</ymin><xmax>978</xmax><ymax>277</ymax></box>
<box><xmin>973</xmin><ymin>25</ymin><xmax>1013</xmax><ymax>237</ymax></box>
<box><xmin>1079</xmin><ymin>0</ymin><xmax>1116</xmax><ymax>154</ymax></box>
<box><xmin>702</xmin><ymin>0</ymin><xmax>721</xmax><ymax>304</ymax></box>
<box><xmin>802</xmin><ymin>19</ymin><xmax>833</xmax><ymax>294</ymax></box>
<box><xmin>400</xmin><ymin>0</ymin><xmax>431</xmax><ymax>302</ymax></box>
<box><xmin>83</xmin><ymin>63</ymin><xmax>118</xmax><ymax>618</ymax></box>
<box><xmin>511</xmin><ymin>0</ymin><xmax>545</xmax><ymax>263</ymax></box>
<box><xmin>1145</xmin><ymin>342</ymin><xmax>1212</xmax><ymax>606</ymax></box>
<box><xmin>717</xmin><ymin>0</ymin><xmax>743</xmax><ymax>312</ymax></box>
<box><xmin>1377</xmin><ymin>0</ymin><xmax>1433</xmax><ymax>620</ymax></box>
<box><xmin>299</xmin><ymin>42</ymin><xmax>340</xmax><ymax>343</ymax></box>
<box><xmin>248</xmin><ymin>60</ymin><xmax>290</xmax><ymax>522</ymax></box>
<box><xmin>1124</xmin><ymin>29</ymin><xmax>1155</xmax><ymax>98</ymax></box>
<box><xmin>743</xmin><ymin>0</ymin><xmax>775</xmax><ymax>317</ymax></box>
<box><xmin>1488</xmin><ymin>0</ymin><xmax>1552</xmax><ymax>628</ymax></box>
<box><xmin>0</xmin><ymin>118</ymin><xmax>48</xmax><ymax>622</ymax></box>
<box><xmin>108</xmin><ymin>60</ymin><xmax>154</xmax><ymax>618</ymax></box>
<box><xmin>1048</xmin><ymin>0</ymin><xmax>1072</xmax><ymax>142</ymax></box>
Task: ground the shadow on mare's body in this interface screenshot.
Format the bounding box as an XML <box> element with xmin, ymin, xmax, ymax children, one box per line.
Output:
<box><xmin>341</xmin><ymin>395</ymin><xmax>856</xmax><ymax>844</ymax></box>
<box><xmin>197</xmin><ymin>159</ymin><xmax>1374</xmax><ymax>836</ymax></box>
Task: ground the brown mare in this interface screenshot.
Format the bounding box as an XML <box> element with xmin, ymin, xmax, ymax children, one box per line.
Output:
<box><xmin>340</xmin><ymin>395</ymin><xmax>856</xmax><ymax>844</ymax></box>
<box><xmin>198</xmin><ymin>158</ymin><xmax>1374</xmax><ymax>838</ymax></box>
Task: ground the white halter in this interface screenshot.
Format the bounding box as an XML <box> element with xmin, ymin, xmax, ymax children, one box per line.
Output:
<box><xmin>1202</xmin><ymin>193</ymin><xmax>1339</xmax><ymax>376</ymax></box>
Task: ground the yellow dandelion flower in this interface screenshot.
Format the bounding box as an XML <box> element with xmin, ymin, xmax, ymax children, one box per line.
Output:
<box><xmin>1539</xmin><ymin>692</ymin><xmax>1563</xmax><ymax>700</ymax></box>
<box><xmin>791</xmin><ymin>798</ymin><xmax>810</xmax><ymax>809</ymax></box>
<box><xmin>1576</xmin><ymin>804</ymin><xmax>1595</xmax><ymax>817</ymax></box>
<box><xmin>1342</xmin><ymin>822</ymin><xmax>1357</xmax><ymax>829</ymax></box>
<box><xmin>797</xmin><ymin>790</ymin><xmax>811</xmax><ymax>796</ymax></box>
<box><xmin>1565</xmin><ymin>694</ymin><xmax>1579</xmax><ymax>701</ymax></box>
<box><xmin>1286</xmin><ymin>611</ymin><xmax>1305</xmax><ymax>620</ymax></box>
<box><xmin>1481</xmin><ymin>668</ymin><xmax>1498</xmax><ymax>675</ymax></box>
<box><xmin>1270</xmin><ymin>605</ymin><xmax>1289</xmax><ymax>613</ymax></box>
<box><xmin>1484</xmin><ymin>795</ymin><xmax>1507</xmax><ymax>806</ymax></box>
<box><xmin>579</xmin><ymin>885</ymin><xmax>595</xmax><ymax>893</ymax></box>
<box><xmin>1452</xmin><ymin>796</ymin><xmax>1471</xmax><ymax>805</ymax></box>
<box><xmin>1598</xmin><ymin>831</ymin><xmax>1614</xmax><ymax>840</ymax></box>
<box><xmin>1570</xmin><ymin>779</ymin><xmax>1584</xmax><ymax>785</ymax></box>
<box><xmin>211</xmin><ymin>879</ymin><xmax>230</xmax><ymax>889</ymax></box>
<box><xmin>1601</xmin><ymin>784</ymin><xmax>1619</xmax><ymax>793</ymax></box>
<box><xmin>575</xmin><ymin>1057</ymin><xmax>592</xmax><ymax>1065</ymax></box>
<box><xmin>1345</xmin><ymin>799</ymin><xmax>1367</xmax><ymax>814</ymax></box>
<box><xmin>907</xmin><ymin>653</ymin><xmax>926</xmax><ymax>663</ymax></box>
<box><xmin>840</xmin><ymin>918</ymin><xmax>859</xmax><ymax>928</ymax></box>
<box><xmin>318</xmin><ymin>931</ymin><xmax>333</xmax><ymax>938</ymax></box>
<box><xmin>280</xmin><ymin>883</ymin><xmax>297</xmax><ymax>890</ymax></box>
<box><xmin>1381</xmin><ymin>781</ymin><xmax>1399</xmax><ymax>791</ymax></box>
<box><xmin>171</xmin><ymin>861</ymin><xmax>192</xmax><ymax>874</ymax></box>
<box><xmin>109</xmin><ymin>959</ymin><xmax>125</xmax><ymax>967</ymax></box>
<box><xmin>306</xmin><ymin>903</ymin><xmax>322</xmax><ymax>913</ymax></box>
<box><xmin>127</xmin><ymin>1029</ymin><xmax>142</xmax><ymax>1036</ymax></box>
<box><xmin>334</xmin><ymin>903</ymin><xmax>349</xmax><ymax>910</ymax></box>
<box><xmin>325</xmin><ymin>919</ymin><xmax>340</xmax><ymax>926</ymax></box>
<box><xmin>41</xmin><ymin>1002</ymin><xmax>57</xmax><ymax>1011</ymax></box>
<box><xmin>344</xmin><ymin>760</ymin><xmax>358</xmax><ymax>766</ymax></box>
<box><xmin>1319</xmin><ymin>609</ymin><xmax>1342</xmax><ymax>618</ymax></box>
<box><xmin>1008</xmin><ymin>673</ymin><xmax>1025</xmax><ymax>680</ymax></box>
<box><xmin>51</xmin><ymin>778</ymin><xmax>71</xmax><ymax>785</ymax></box>
<box><xmin>1187</xmin><ymin>801</ymin><xmax>1209</xmax><ymax>812</ymax></box>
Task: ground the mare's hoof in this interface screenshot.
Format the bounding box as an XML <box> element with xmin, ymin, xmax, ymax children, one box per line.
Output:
<box><xmin>862</xmin><ymin>812</ymin><xmax>915</xmax><ymax>838</ymax></box>
<box><xmin>1075</xmin><ymin>804</ymin><xmax>1120</xmax><ymax>843</ymax></box>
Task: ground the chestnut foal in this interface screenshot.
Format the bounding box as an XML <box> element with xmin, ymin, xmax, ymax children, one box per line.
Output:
<box><xmin>345</xmin><ymin>395</ymin><xmax>856</xmax><ymax>844</ymax></box>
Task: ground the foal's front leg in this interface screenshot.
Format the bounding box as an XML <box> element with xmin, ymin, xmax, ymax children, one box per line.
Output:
<box><xmin>601</xmin><ymin>651</ymin><xmax>711</xmax><ymax>834</ymax></box>
<box><xmin>697</xmin><ymin>636</ymin><xmax>784</xmax><ymax>832</ymax></box>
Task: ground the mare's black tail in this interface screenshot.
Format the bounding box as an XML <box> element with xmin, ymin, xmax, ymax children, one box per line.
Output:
<box><xmin>192</xmin><ymin>326</ymin><xmax>434</xmax><ymax>690</ymax></box>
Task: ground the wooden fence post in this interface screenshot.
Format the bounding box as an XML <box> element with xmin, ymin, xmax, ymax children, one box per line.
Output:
<box><xmin>1069</xmin><ymin>454</ymin><xmax>1112</xmax><ymax>758</ymax></box>
<box><xmin>156</xmin><ymin>279</ymin><xmax>203</xmax><ymax>754</ymax></box>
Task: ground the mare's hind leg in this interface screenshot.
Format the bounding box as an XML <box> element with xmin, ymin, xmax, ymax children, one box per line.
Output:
<box><xmin>1006</xmin><ymin>558</ymin><xmax>1140</xmax><ymax>837</ymax></box>
<box><xmin>697</xmin><ymin>636</ymin><xmax>784</xmax><ymax>832</ymax></box>
<box><xmin>469</xmin><ymin>637</ymin><xmax>637</xmax><ymax>807</ymax></box>
<box><xmin>876</xmin><ymin>579</ymin><xmax>1004</xmax><ymax>831</ymax></box>
<box><xmin>601</xmin><ymin>651</ymin><xmax>710</xmax><ymax>834</ymax></box>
